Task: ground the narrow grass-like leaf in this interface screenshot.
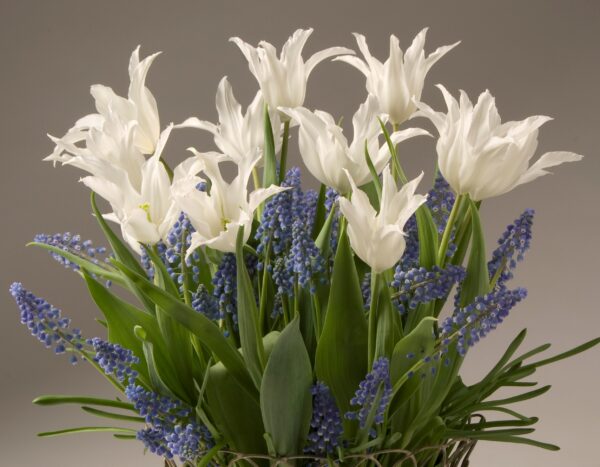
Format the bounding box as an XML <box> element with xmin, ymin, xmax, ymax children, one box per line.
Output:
<box><xmin>260</xmin><ymin>316</ymin><xmax>312</xmax><ymax>456</ymax></box>
<box><xmin>81</xmin><ymin>406</ymin><xmax>145</xmax><ymax>423</ymax></box>
<box><xmin>33</xmin><ymin>395</ymin><xmax>134</xmax><ymax>411</ymax></box>
<box><xmin>522</xmin><ymin>337</ymin><xmax>600</xmax><ymax>370</ymax></box>
<box><xmin>38</xmin><ymin>426</ymin><xmax>136</xmax><ymax>437</ymax></box>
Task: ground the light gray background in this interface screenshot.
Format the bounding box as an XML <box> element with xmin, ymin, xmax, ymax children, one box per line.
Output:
<box><xmin>1</xmin><ymin>1</ymin><xmax>598</xmax><ymax>466</ymax></box>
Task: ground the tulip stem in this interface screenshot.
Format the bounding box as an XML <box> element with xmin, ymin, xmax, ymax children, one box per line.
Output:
<box><xmin>278</xmin><ymin>121</ymin><xmax>291</xmax><ymax>183</ymax></box>
<box><xmin>391</xmin><ymin>123</ymin><xmax>409</xmax><ymax>185</ymax></box>
<box><xmin>437</xmin><ymin>194</ymin><xmax>464</xmax><ymax>266</ymax></box>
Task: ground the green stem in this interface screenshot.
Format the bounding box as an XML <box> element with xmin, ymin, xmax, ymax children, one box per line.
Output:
<box><xmin>180</xmin><ymin>229</ymin><xmax>192</xmax><ymax>306</ymax></box>
<box><xmin>278</xmin><ymin>121</ymin><xmax>291</xmax><ymax>184</ymax></box>
<box><xmin>310</xmin><ymin>285</ymin><xmax>322</xmax><ymax>339</ymax></box>
<box><xmin>258</xmin><ymin>242</ymin><xmax>272</xmax><ymax>332</ymax></box>
<box><xmin>391</xmin><ymin>122</ymin><xmax>409</xmax><ymax>185</ymax></box>
<box><xmin>437</xmin><ymin>194</ymin><xmax>465</xmax><ymax>266</ymax></box>
<box><xmin>367</xmin><ymin>272</ymin><xmax>380</xmax><ymax>369</ymax></box>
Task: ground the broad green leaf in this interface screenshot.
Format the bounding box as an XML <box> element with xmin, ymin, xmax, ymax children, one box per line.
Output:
<box><xmin>416</xmin><ymin>206</ymin><xmax>439</xmax><ymax>269</ymax></box>
<box><xmin>205</xmin><ymin>361</ymin><xmax>266</xmax><ymax>454</ymax></box>
<box><xmin>235</xmin><ymin>227</ymin><xmax>265</xmax><ymax>388</ymax></box>
<box><xmin>142</xmin><ymin>246</ymin><xmax>196</xmax><ymax>397</ymax></box>
<box><xmin>262</xmin><ymin>104</ymin><xmax>277</xmax><ymax>188</ymax></box>
<box><xmin>314</xmin><ymin>203</ymin><xmax>337</xmax><ymax>258</ymax></box>
<box><xmin>390</xmin><ymin>317</ymin><xmax>437</xmax><ymax>385</ymax></box>
<box><xmin>91</xmin><ymin>192</ymin><xmax>155</xmax><ymax>312</ymax></box>
<box><xmin>311</xmin><ymin>184</ymin><xmax>327</xmax><ymax>240</ymax></box>
<box><xmin>33</xmin><ymin>395</ymin><xmax>134</xmax><ymax>411</ymax></box>
<box><xmin>315</xmin><ymin>224</ymin><xmax>368</xmax><ymax>431</ymax></box>
<box><xmin>260</xmin><ymin>316</ymin><xmax>312</xmax><ymax>456</ymax></box>
<box><xmin>112</xmin><ymin>260</ymin><xmax>257</xmax><ymax>401</ymax></box>
<box><xmin>459</xmin><ymin>198</ymin><xmax>490</xmax><ymax>307</ymax></box>
<box><xmin>372</xmin><ymin>275</ymin><xmax>398</xmax><ymax>364</ymax></box>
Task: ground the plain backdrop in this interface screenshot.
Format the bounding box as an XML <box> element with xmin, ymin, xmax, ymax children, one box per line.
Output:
<box><xmin>1</xmin><ymin>1</ymin><xmax>599</xmax><ymax>466</ymax></box>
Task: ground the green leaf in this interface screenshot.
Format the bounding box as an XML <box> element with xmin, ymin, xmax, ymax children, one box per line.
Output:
<box><xmin>205</xmin><ymin>361</ymin><xmax>266</xmax><ymax>454</ymax></box>
<box><xmin>315</xmin><ymin>224</ymin><xmax>368</xmax><ymax>431</ymax></box>
<box><xmin>415</xmin><ymin>206</ymin><xmax>439</xmax><ymax>269</ymax></box>
<box><xmin>38</xmin><ymin>426</ymin><xmax>136</xmax><ymax>437</ymax></box>
<box><xmin>262</xmin><ymin>104</ymin><xmax>277</xmax><ymax>188</ymax></box>
<box><xmin>260</xmin><ymin>316</ymin><xmax>312</xmax><ymax>456</ymax></box>
<box><xmin>314</xmin><ymin>202</ymin><xmax>337</xmax><ymax>259</ymax></box>
<box><xmin>522</xmin><ymin>337</ymin><xmax>600</xmax><ymax>370</ymax></box>
<box><xmin>83</xmin><ymin>271</ymin><xmax>153</xmax><ymax>383</ymax></box>
<box><xmin>372</xmin><ymin>275</ymin><xmax>398</xmax><ymax>364</ymax></box>
<box><xmin>364</xmin><ymin>140</ymin><xmax>382</xmax><ymax>203</ymax></box>
<box><xmin>390</xmin><ymin>317</ymin><xmax>437</xmax><ymax>385</ymax></box>
<box><xmin>27</xmin><ymin>242</ymin><xmax>123</xmax><ymax>285</ymax></box>
<box><xmin>311</xmin><ymin>184</ymin><xmax>327</xmax><ymax>240</ymax></box>
<box><xmin>90</xmin><ymin>192</ymin><xmax>155</xmax><ymax>312</ymax></box>
<box><xmin>235</xmin><ymin>226</ymin><xmax>265</xmax><ymax>388</ymax></box>
<box><xmin>33</xmin><ymin>395</ymin><xmax>134</xmax><ymax>411</ymax></box>
<box><xmin>81</xmin><ymin>406</ymin><xmax>144</xmax><ymax>423</ymax></box>
<box><xmin>476</xmin><ymin>385</ymin><xmax>551</xmax><ymax>408</ymax></box>
<box><xmin>459</xmin><ymin>198</ymin><xmax>490</xmax><ymax>306</ymax></box>
<box><xmin>112</xmin><ymin>259</ymin><xmax>257</xmax><ymax>401</ymax></box>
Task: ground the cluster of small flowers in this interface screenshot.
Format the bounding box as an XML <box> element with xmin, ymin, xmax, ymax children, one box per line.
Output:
<box><xmin>10</xmin><ymin>282</ymin><xmax>83</xmax><ymax>364</ymax></box>
<box><xmin>257</xmin><ymin>168</ymin><xmax>326</xmax><ymax>301</ymax></box>
<box><xmin>164</xmin><ymin>213</ymin><xmax>202</xmax><ymax>287</ymax></box>
<box><xmin>305</xmin><ymin>382</ymin><xmax>343</xmax><ymax>455</ymax></box>
<box><xmin>441</xmin><ymin>287</ymin><xmax>528</xmax><ymax>356</ymax></box>
<box><xmin>324</xmin><ymin>187</ymin><xmax>340</xmax><ymax>254</ymax></box>
<box><xmin>165</xmin><ymin>422</ymin><xmax>214</xmax><ymax>462</ymax></box>
<box><xmin>391</xmin><ymin>265</ymin><xmax>466</xmax><ymax>314</ymax></box>
<box><xmin>191</xmin><ymin>285</ymin><xmax>220</xmax><ymax>321</ymax></box>
<box><xmin>87</xmin><ymin>337</ymin><xmax>139</xmax><ymax>383</ymax></box>
<box><xmin>212</xmin><ymin>253</ymin><xmax>258</xmax><ymax>326</ymax></box>
<box><xmin>126</xmin><ymin>384</ymin><xmax>212</xmax><ymax>461</ymax></box>
<box><xmin>361</xmin><ymin>272</ymin><xmax>372</xmax><ymax>310</ymax></box>
<box><xmin>255</xmin><ymin>167</ymin><xmax>303</xmax><ymax>256</ymax></box>
<box><xmin>33</xmin><ymin>232</ymin><xmax>109</xmax><ymax>273</ymax></box>
<box><xmin>488</xmin><ymin>209</ymin><xmax>534</xmax><ymax>288</ymax></box>
<box><xmin>346</xmin><ymin>357</ymin><xmax>392</xmax><ymax>437</ymax></box>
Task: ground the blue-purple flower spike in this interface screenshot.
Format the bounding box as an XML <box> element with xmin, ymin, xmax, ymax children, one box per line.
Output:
<box><xmin>10</xmin><ymin>282</ymin><xmax>84</xmax><ymax>363</ymax></box>
<box><xmin>441</xmin><ymin>287</ymin><xmax>528</xmax><ymax>356</ymax></box>
<box><xmin>346</xmin><ymin>357</ymin><xmax>392</xmax><ymax>436</ymax></box>
<box><xmin>305</xmin><ymin>382</ymin><xmax>344</xmax><ymax>455</ymax></box>
<box><xmin>391</xmin><ymin>265</ymin><xmax>466</xmax><ymax>314</ymax></box>
<box><xmin>87</xmin><ymin>337</ymin><xmax>139</xmax><ymax>383</ymax></box>
<box><xmin>33</xmin><ymin>232</ymin><xmax>109</xmax><ymax>273</ymax></box>
<box><xmin>488</xmin><ymin>209</ymin><xmax>534</xmax><ymax>288</ymax></box>
<box><xmin>166</xmin><ymin>423</ymin><xmax>214</xmax><ymax>462</ymax></box>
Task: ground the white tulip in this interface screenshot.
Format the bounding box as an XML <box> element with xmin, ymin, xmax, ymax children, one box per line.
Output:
<box><xmin>339</xmin><ymin>167</ymin><xmax>427</xmax><ymax>273</ymax></box>
<box><xmin>82</xmin><ymin>125</ymin><xmax>201</xmax><ymax>253</ymax></box>
<box><xmin>178</xmin><ymin>77</ymin><xmax>281</xmax><ymax>166</ymax></box>
<box><xmin>172</xmin><ymin>153</ymin><xmax>287</xmax><ymax>255</ymax></box>
<box><xmin>280</xmin><ymin>95</ymin><xmax>430</xmax><ymax>193</ymax></box>
<box><xmin>416</xmin><ymin>86</ymin><xmax>583</xmax><ymax>201</ymax></box>
<box><xmin>46</xmin><ymin>46</ymin><xmax>161</xmax><ymax>175</ymax></box>
<box><xmin>230</xmin><ymin>28</ymin><xmax>353</xmax><ymax>112</ymax></box>
<box><xmin>335</xmin><ymin>29</ymin><xmax>459</xmax><ymax>126</ymax></box>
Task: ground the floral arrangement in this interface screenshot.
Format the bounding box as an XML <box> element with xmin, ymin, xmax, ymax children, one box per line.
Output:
<box><xmin>12</xmin><ymin>28</ymin><xmax>598</xmax><ymax>466</ymax></box>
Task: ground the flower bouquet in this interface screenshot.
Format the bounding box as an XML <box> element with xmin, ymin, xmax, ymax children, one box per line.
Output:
<box><xmin>12</xmin><ymin>28</ymin><xmax>599</xmax><ymax>466</ymax></box>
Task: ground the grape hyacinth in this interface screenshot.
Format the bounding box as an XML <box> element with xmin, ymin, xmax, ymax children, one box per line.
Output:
<box><xmin>391</xmin><ymin>265</ymin><xmax>466</xmax><ymax>314</ymax></box>
<box><xmin>10</xmin><ymin>282</ymin><xmax>83</xmax><ymax>364</ymax></box>
<box><xmin>191</xmin><ymin>285</ymin><xmax>220</xmax><ymax>321</ymax></box>
<box><xmin>346</xmin><ymin>357</ymin><xmax>392</xmax><ymax>436</ymax></box>
<box><xmin>33</xmin><ymin>232</ymin><xmax>110</xmax><ymax>273</ymax></box>
<box><xmin>488</xmin><ymin>209</ymin><xmax>534</xmax><ymax>288</ymax></box>
<box><xmin>87</xmin><ymin>337</ymin><xmax>139</xmax><ymax>383</ymax></box>
<box><xmin>305</xmin><ymin>382</ymin><xmax>344</xmax><ymax>456</ymax></box>
<box><xmin>324</xmin><ymin>187</ymin><xmax>340</xmax><ymax>254</ymax></box>
<box><xmin>137</xmin><ymin>427</ymin><xmax>173</xmax><ymax>459</ymax></box>
<box><xmin>166</xmin><ymin>423</ymin><xmax>214</xmax><ymax>462</ymax></box>
<box><xmin>441</xmin><ymin>287</ymin><xmax>528</xmax><ymax>356</ymax></box>
<box><xmin>125</xmin><ymin>384</ymin><xmax>191</xmax><ymax>428</ymax></box>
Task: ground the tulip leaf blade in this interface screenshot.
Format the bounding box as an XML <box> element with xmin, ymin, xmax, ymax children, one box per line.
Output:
<box><xmin>235</xmin><ymin>226</ymin><xmax>266</xmax><ymax>389</ymax></box>
<box><xmin>260</xmin><ymin>316</ymin><xmax>312</xmax><ymax>456</ymax></box>
<box><xmin>262</xmin><ymin>104</ymin><xmax>277</xmax><ymax>188</ymax></box>
<box><xmin>315</xmin><ymin>223</ymin><xmax>368</xmax><ymax>431</ymax></box>
<box><xmin>112</xmin><ymin>258</ymin><xmax>257</xmax><ymax>401</ymax></box>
